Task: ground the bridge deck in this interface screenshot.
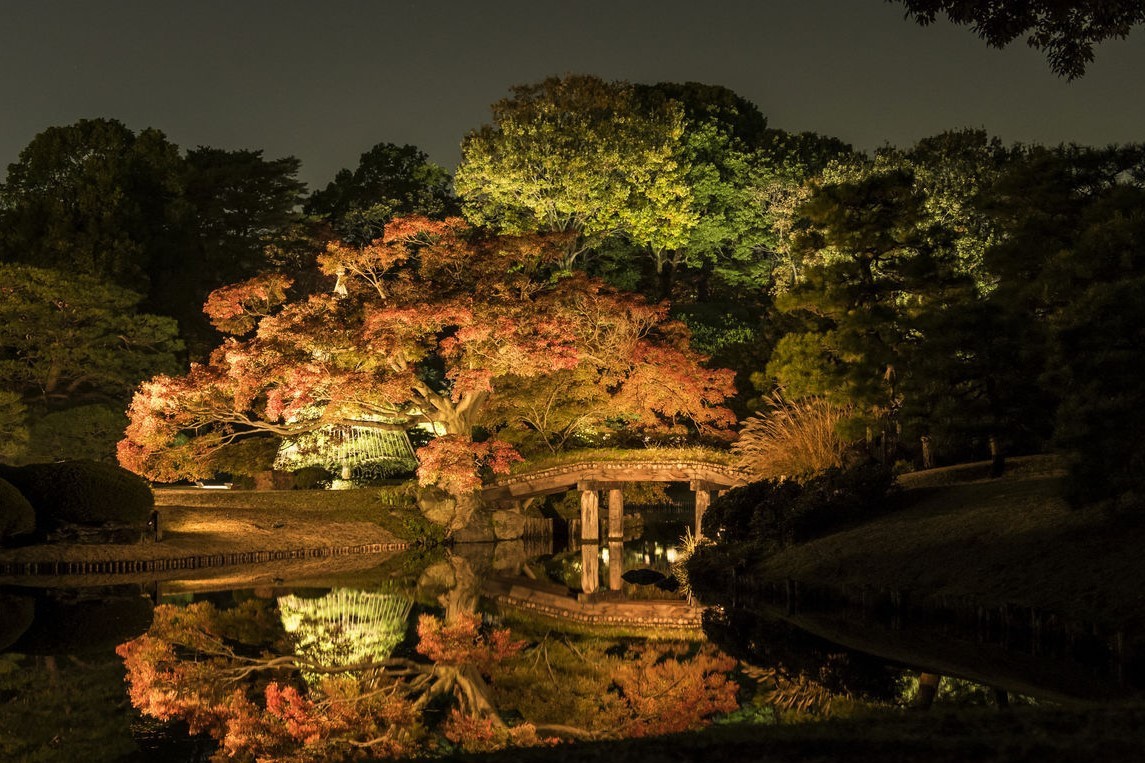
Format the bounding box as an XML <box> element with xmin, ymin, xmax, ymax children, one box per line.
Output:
<box><xmin>481</xmin><ymin>459</ymin><xmax>750</xmax><ymax>506</ymax></box>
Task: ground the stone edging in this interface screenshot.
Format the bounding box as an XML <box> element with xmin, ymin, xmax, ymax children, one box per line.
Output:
<box><xmin>0</xmin><ymin>541</ymin><xmax>409</xmax><ymax>577</ymax></box>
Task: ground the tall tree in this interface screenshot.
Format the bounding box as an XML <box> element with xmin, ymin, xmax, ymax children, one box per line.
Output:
<box><xmin>893</xmin><ymin>0</ymin><xmax>1145</xmax><ymax>78</ymax></box>
<box><xmin>455</xmin><ymin>75</ymin><xmax>694</xmax><ymax>268</ymax></box>
<box><xmin>306</xmin><ymin>142</ymin><xmax>456</xmax><ymax>246</ymax></box>
<box><xmin>765</xmin><ymin>163</ymin><xmax>966</xmax><ymax>457</ymax></box>
<box><xmin>156</xmin><ymin>147</ymin><xmax>312</xmax><ymax>354</ymax></box>
<box><xmin>0</xmin><ymin>118</ymin><xmax>183</xmax><ymax>291</ymax></box>
<box><xmin>119</xmin><ymin>217</ymin><xmax>735</xmax><ymax>493</ymax></box>
<box><xmin>0</xmin><ymin>264</ymin><xmax>182</xmax><ymax>406</ymax></box>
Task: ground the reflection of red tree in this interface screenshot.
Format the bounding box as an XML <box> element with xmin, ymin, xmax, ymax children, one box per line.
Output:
<box><xmin>117</xmin><ymin>601</ymin><xmax>742</xmax><ymax>758</ymax></box>
<box><xmin>116</xmin><ymin>602</ymin><xmax>542</xmax><ymax>760</ymax></box>
<box><xmin>612</xmin><ymin>645</ymin><xmax>739</xmax><ymax>737</ymax></box>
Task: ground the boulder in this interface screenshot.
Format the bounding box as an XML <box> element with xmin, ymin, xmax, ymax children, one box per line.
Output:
<box><xmin>491</xmin><ymin>509</ymin><xmax>526</xmax><ymax>540</ymax></box>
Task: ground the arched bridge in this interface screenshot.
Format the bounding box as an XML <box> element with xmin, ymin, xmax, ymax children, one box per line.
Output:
<box><xmin>481</xmin><ymin>458</ymin><xmax>751</xmax><ymax>592</ymax></box>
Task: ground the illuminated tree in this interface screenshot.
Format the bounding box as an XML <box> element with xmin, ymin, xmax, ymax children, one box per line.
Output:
<box><xmin>119</xmin><ymin>216</ymin><xmax>736</xmax><ymax>490</ymax></box>
<box><xmin>455</xmin><ymin>75</ymin><xmax>695</xmax><ymax>267</ymax></box>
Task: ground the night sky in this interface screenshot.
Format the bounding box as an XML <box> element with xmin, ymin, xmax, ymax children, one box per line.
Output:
<box><xmin>1</xmin><ymin>0</ymin><xmax>1142</xmax><ymax>191</ymax></box>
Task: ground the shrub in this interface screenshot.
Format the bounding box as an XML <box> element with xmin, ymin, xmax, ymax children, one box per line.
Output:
<box><xmin>0</xmin><ymin>460</ymin><xmax>153</xmax><ymax>528</ymax></box>
<box><xmin>700</xmin><ymin>461</ymin><xmax>894</xmax><ymax>552</ymax></box>
<box><xmin>0</xmin><ymin>475</ymin><xmax>36</xmax><ymax>543</ymax></box>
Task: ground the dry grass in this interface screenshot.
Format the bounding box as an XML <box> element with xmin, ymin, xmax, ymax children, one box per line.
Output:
<box><xmin>733</xmin><ymin>392</ymin><xmax>852</xmax><ymax>479</ymax></box>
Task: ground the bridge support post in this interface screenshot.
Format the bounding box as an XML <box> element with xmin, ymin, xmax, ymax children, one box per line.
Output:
<box><xmin>608</xmin><ymin>539</ymin><xmax>624</xmax><ymax>591</ymax></box>
<box><xmin>692</xmin><ymin>481</ymin><xmax>711</xmax><ymax>539</ymax></box>
<box><xmin>608</xmin><ymin>488</ymin><xmax>624</xmax><ymax>540</ymax></box>
<box><xmin>579</xmin><ymin>486</ymin><xmax>600</xmax><ymax>541</ymax></box>
<box><xmin>582</xmin><ymin>543</ymin><xmax>599</xmax><ymax>594</ymax></box>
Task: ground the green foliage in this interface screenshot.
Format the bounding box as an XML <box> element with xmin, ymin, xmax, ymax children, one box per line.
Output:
<box><xmin>1052</xmin><ymin>276</ymin><xmax>1145</xmax><ymax>511</ymax></box>
<box><xmin>896</xmin><ymin>0</ymin><xmax>1145</xmax><ymax>79</ymax></box>
<box><xmin>210</xmin><ymin>436</ymin><xmax>281</xmax><ymax>478</ymax></box>
<box><xmin>0</xmin><ymin>476</ymin><xmax>36</xmax><ymax>543</ymax></box>
<box><xmin>0</xmin><ymin>390</ymin><xmax>28</xmax><ymax>461</ymax></box>
<box><xmin>456</xmin><ymin>75</ymin><xmax>693</xmax><ymax>266</ymax></box>
<box><xmin>0</xmin><ymin>117</ymin><xmax>183</xmax><ymax>289</ymax></box>
<box><xmin>23</xmin><ymin>404</ymin><xmax>127</xmax><ymax>464</ymax></box>
<box><xmin>0</xmin><ymin>264</ymin><xmax>183</xmax><ymax>403</ymax></box>
<box><xmin>306</xmin><ymin>142</ymin><xmax>456</xmax><ymax>246</ymax></box>
<box><xmin>0</xmin><ymin>460</ymin><xmax>153</xmax><ymax>528</ymax></box>
<box><xmin>0</xmin><ymin>651</ymin><xmax>142</xmax><ymax>761</ymax></box>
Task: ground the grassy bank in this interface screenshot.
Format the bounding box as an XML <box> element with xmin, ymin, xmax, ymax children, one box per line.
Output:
<box><xmin>734</xmin><ymin>457</ymin><xmax>1145</xmax><ymax>632</ymax></box>
<box><xmin>0</xmin><ymin>486</ymin><xmax>432</xmax><ymax>572</ymax></box>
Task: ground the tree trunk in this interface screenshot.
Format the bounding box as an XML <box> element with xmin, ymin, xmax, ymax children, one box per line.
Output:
<box><xmin>920</xmin><ymin>436</ymin><xmax>935</xmax><ymax>470</ymax></box>
<box><xmin>989</xmin><ymin>434</ymin><xmax>1005</xmax><ymax>478</ymax></box>
<box><xmin>913</xmin><ymin>672</ymin><xmax>941</xmax><ymax>709</ymax></box>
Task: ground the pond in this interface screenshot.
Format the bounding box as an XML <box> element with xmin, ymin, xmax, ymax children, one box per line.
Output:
<box><xmin>1</xmin><ymin>510</ymin><xmax>1141</xmax><ymax>761</ymax></box>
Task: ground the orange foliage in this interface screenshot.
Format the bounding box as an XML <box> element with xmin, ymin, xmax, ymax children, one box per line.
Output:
<box><xmin>121</xmin><ymin>216</ymin><xmax>736</xmax><ymax>487</ymax></box>
<box><xmin>612</xmin><ymin>645</ymin><xmax>740</xmax><ymax>737</ymax></box>
<box><xmin>415</xmin><ymin>611</ymin><xmax>525</xmax><ymax>673</ymax></box>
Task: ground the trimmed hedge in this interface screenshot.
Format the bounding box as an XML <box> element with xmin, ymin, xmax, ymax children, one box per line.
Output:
<box><xmin>0</xmin><ymin>475</ymin><xmax>36</xmax><ymax>542</ymax></box>
<box><xmin>0</xmin><ymin>460</ymin><xmax>153</xmax><ymax>529</ymax></box>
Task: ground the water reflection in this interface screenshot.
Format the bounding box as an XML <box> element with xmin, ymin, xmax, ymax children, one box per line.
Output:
<box><xmin>113</xmin><ymin>590</ymin><xmax>740</xmax><ymax>759</ymax></box>
<box><xmin>2</xmin><ymin>508</ymin><xmax>1141</xmax><ymax>760</ymax></box>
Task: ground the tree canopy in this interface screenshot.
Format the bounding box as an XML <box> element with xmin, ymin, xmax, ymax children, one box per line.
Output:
<box><xmin>119</xmin><ymin>216</ymin><xmax>736</xmax><ymax>489</ymax></box>
<box><xmin>893</xmin><ymin>0</ymin><xmax>1145</xmax><ymax>78</ymax></box>
<box><xmin>0</xmin><ymin>264</ymin><xmax>182</xmax><ymax>405</ymax></box>
<box><xmin>306</xmin><ymin>142</ymin><xmax>456</xmax><ymax>246</ymax></box>
<box><xmin>0</xmin><ymin>118</ymin><xmax>183</xmax><ymax>291</ymax></box>
<box><xmin>455</xmin><ymin>75</ymin><xmax>695</xmax><ymax>267</ymax></box>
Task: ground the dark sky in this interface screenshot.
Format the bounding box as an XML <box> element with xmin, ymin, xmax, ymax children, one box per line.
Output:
<box><xmin>1</xmin><ymin>0</ymin><xmax>1142</xmax><ymax>191</ymax></box>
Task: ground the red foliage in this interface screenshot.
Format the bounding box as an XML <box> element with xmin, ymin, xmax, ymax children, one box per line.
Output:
<box><xmin>120</xmin><ymin>216</ymin><xmax>736</xmax><ymax>486</ymax></box>
<box><xmin>415</xmin><ymin>612</ymin><xmax>525</xmax><ymax>674</ymax></box>
<box><xmin>415</xmin><ymin>436</ymin><xmax>523</xmax><ymax>495</ymax></box>
<box><xmin>612</xmin><ymin>645</ymin><xmax>740</xmax><ymax>737</ymax></box>
<box><xmin>203</xmin><ymin>273</ymin><xmax>292</xmax><ymax>335</ymax></box>
<box><xmin>442</xmin><ymin>709</ymin><xmax>552</xmax><ymax>753</ymax></box>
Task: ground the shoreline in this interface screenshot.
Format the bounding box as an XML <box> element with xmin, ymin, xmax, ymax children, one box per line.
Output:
<box><xmin>0</xmin><ymin>492</ymin><xmax>416</xmax><ymax>582</ymax></box>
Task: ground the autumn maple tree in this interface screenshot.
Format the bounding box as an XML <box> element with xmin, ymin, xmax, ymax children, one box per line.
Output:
<box><xmin>119</xmin><ymin>215</ymin><xmax>735</xmax><ymax>492</ymax></box>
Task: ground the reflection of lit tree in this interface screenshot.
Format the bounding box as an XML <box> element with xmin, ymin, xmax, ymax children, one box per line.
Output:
<box><xmin>278</xmin><ymin>588</ymin><xmax>413</xmax><ymax>678</ymax></box>
<box><xmin>116</xmin><ymin>600</ymin><xmax>545</xmax><ymax>760</ymax></box>
<box><xmin>117</xmin><ymin>598</ymin><xmax>743</xmax><ymax>760</ymax></box>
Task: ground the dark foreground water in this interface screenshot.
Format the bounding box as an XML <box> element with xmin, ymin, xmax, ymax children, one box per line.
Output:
<box><xmin>1</xmin><ymin>511</ymin><xmax>1140</xmax><ymax>762</ymax></box>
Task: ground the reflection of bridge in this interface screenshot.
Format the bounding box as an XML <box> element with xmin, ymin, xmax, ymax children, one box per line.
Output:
<box><xmin>482</xmin><ymin>459</ymin><xmax>750</xmax><ymax>593</ymax></box>
<box><xmin>482</xmin><ymin>574</ymin><xmax>704</xmax><ymax>635</ymax></box>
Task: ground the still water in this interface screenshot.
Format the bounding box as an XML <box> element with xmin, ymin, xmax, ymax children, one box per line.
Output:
<box><xmin>0</xmin><ymin>511</ymin><xmax>1138</xmax><ymax>761</ymax></box>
